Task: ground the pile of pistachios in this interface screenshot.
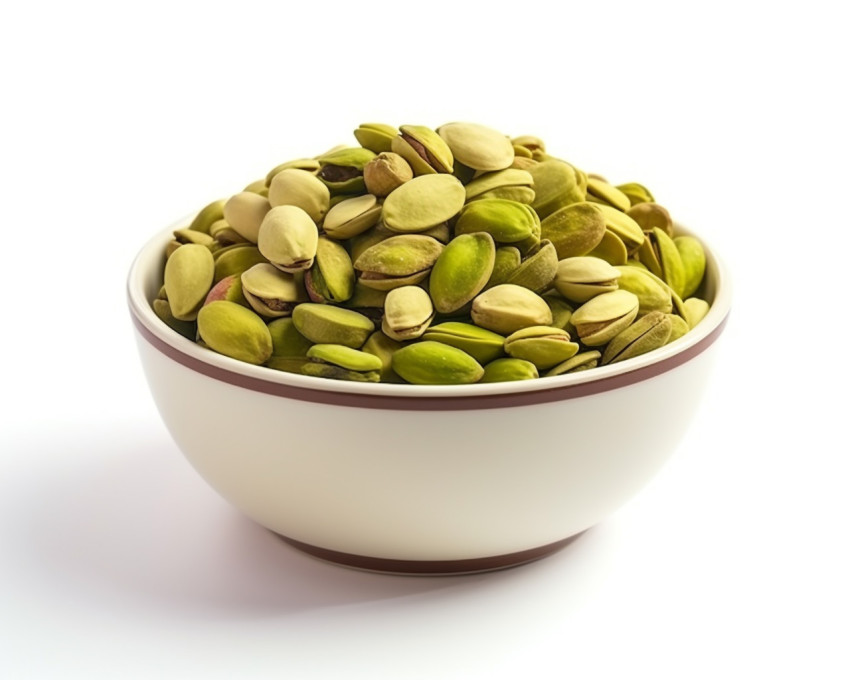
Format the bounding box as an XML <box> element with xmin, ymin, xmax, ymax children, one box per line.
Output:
<box><xmin>152</xmin><ymin>122</ymin><xmax>710</xmax><ymax>384</ymax></box>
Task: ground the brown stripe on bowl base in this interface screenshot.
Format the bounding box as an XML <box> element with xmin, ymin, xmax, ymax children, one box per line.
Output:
<box><xmin>274</xmin><ymin>531</ymin><xmax>587</xmax><ymax>575</ymax></box>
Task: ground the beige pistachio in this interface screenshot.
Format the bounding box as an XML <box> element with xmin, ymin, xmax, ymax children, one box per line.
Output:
<box><xmin>471</xmin><ymin>284</ymin><xmax>553</xmax><ymax>335</ymax></box>
<box><xmin>303</xmin><ymin>344</ymin><xmax>382</xmax><ymax>382</ymax></box>
<box><xmin>223</xmin><ymin>191</ymin><xmax>271</xmax><ymax>244</ymax></box>
<box><xmin>480</xmin><ymin>357</ymin><xmax>539</xmax><ymax>382</ymax></box>
<box><xmin>391</xmin><ymin>125</ymin><xmax>454</xmax><ymax>175</ymax></box>
<box><xmin>464</xmin><ymin>168</ymin><xmax>535</xmax><ymax>204</ymax></box>
<box><xmin>436</xmin><ymin>122</ymin><xmax>514</xmax><ymax>172</ymax></box>
<box><xmin>382</xmin><ymin>285</ymin><xmax>435</xmax><ymax>341</ymax></box>
<box><xmin>363</xmin><ymin>152</ymin><xmax>413</xmax><ymax>197</ymax></box>
<box><xmin>197</xmin><ymin>300</ymin><xmax>273</xmax><ymax>365</ymax></box>
<box><xmin>240</xmin><ymin>263</ymin><xmax>307</xmax><ymax>318</ymax></box>
<box><xmin>504</xmin><ymin>326</ymin><xmax>580</xmax><ymax>370</ymax></box>
<box><xmin>382</xmin><ymin>174</ymin><xmax>466</xmax><ymax>233</ymax></box>
<box><xmin>172</xmin><ymin>228</ymin><xmax>218</xmax><ymax>249</ymax></box>
<box><xmin>322</xmin><ymin>194</ymin><xmax>382</xmax><ymax>240</ymax></box>
<box><xmin>555</xmin><ymin>256</ymin><xmax>621</xmax><ymax>303</ymax></box>
<box><xmin>163</xmin><ymin>244</ymin><xmax>215</xmax><ymax>321</ymax></box>
<box><xmin>391</xmin><ymin>341</ymin><xmax>484</xmax><ymax>385</ymax></box>
<box><xmin>540</xmin><ymin>202</ymin><xmax>606</xmax><ymax>259</ymax></box>
<box><xmin>586</xmin><ymin>229</ymin><xmax>628</xmax><ymax>266</ymax></box>
<box><xmin>601</xmin><ymin>311</ymin><xmax>673</xmax><ymax>365</ymax></box>
<box><xmin>428</xmin><ymin>232</ymin><xmax>496</xmax><ymax>314</ymax></box>
<box><xmin>614</xmin><ymin>265</ymin><xmax>673</xmax><ymax>315</ymax></box>
<box><xmin>265</xmin><ymin>158</ymin><xmax>321</xmax><ymax>186</ymax></box>
<box><xmin>353</xmin><ymin>123</ymin><xmax>398</xmax><ymax>154</ymax></box>
<box><xmin>354</xmin><ymin>234</ymin><xmax>444</xmax><ymax>290</ymax></box>
<box><xmin>682</xmin><ymin>298</ymin><xmax>710</xmax><ymax>328</ymax></box>
<box><xmin>267</xmin><ymin>168</ymin><xmax>331</xmax><ymax>223</ymax></box>
<box><xmin>256</xmin><ymin>205</ymin><xmax>319</xmax><ymax>273</ymax></box>
<box><xmin>212</xmin><ymin>245</ymin><xmax>268</xmax><ymax>283</ymax></box>
<box><xmin>292</xmin><ymin>303</ymin><xmax>374</xmax><ymax>348</ymax></box>
<box><xmin>595</xmin><ymin>204</ymin><xmax>645</xmax><ymax>253</ymax></box>
<box><xmin>571</xmin><ymin>289</ymin><xmax>640</xmax><ymax>346</ymax></box>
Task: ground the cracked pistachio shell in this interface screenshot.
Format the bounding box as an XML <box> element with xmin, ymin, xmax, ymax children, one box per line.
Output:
<box><xmin>323</xmin><ymin>194</ymin><xmax>382</xmax><ymax>240</ymax></box>
<box><xmin>543</xmin><ymin>293</ymin><xmax>575</xmax><ymax>332</ymax></box>
<box><xmin>197</xmin><ymin>301</ymin><xmax>273</xmax><ymax>365</ymax></box>
<box><xmin>465</xmin><ymin>168</ymin><xmax>535</xmax><ymax>204</ymax></box>
<box><xmin>152</xmin><ymin>298</ymin><xmax>195</xmax><ymax>340</ymax></box>
<box><xmin>637</xmin><ymin>227</ymin><xmax>686</xmax><ymax>298</ymax></box>
<box><xmin>203</xmin><ymin>274</ymin><xmax>248</xmax><ymax>307</ymax></box>
<box><xmin>555</xmin><ymin>256</ymin><xmax>621</xmax><ymax>303</ymax></box>
<box><xmin>257</xmin><ymin>205</ymin><xmax>319</xmax><ymax>273</ymax></box>
<box><xmin>429</xmin><ymin>232</ymin><xmax>496</xmax><ymax>314</ymax></box>
<box><xmin>354</xmin><ymin>123</ymin><xmax>398</xmax><ymax>154</ymax></box>
<box><xmin>627</xmin><ymin>202</ymin><xmax>673</xmax><ymax>236</ymax></box>
<box><xmin>223</xmin><ymin>192</ymin><xmax>271</xmax><ymax>244</ymax></box>
<box><xmin>571</xmin><ymin>289</ymin><xmax>640</xmax><ymax>346</ymax></box>
<box><xmin>485</xmin><ymin>246</ymin><xmax>522</xmax><ymax>290</ymax></box>
<box><xmin>213</xmin><ymin>245</ymin><xmax>267</xmax><ymax>283</ymax></box>
<box><xmin>545</xmin><ymin>350</ymin><xmax>601</xmax><ymax>376</ymax></box>
<box><xmin>303</xmin><ymin>344</ymin><xmax>382</xmax><ymax>382</ymax></box>
<box><xmin>267</xmin><ymin>169</ymin><xmax>331</xmax><ymax>223</ymax></box>
<box><xmin>614</xmin><ymin>265</ymin><xmax>673</xmax><ymax>315</ymax></box>
<box><xmin>240</xmin><ymin>263</ymin><xmax>306</xmax><ymax>318</ymax></box>
<box><xmin>513</xmin><ymin>144</ymin><xmax>533</xmax><ymax>159</ymax></box>
<box><xmin>595</xmin><ymin>204</ymin><xmax>645</xmax><ymax>252</ymax></box>
<box><xmin>164</xmin><ymin>244</ymin><xmax>215</xmax><ymax>321</ymax></box>
<box><xmin>363</xmin><ymin>152</ymin><xmax>413</xmax><ymax>197</ymax></box>
<box><xmin>188</xmin><ymin>199</ymin><xmax>226</xmax><ymax>234</ymax></box>
<box><xmin>540</xmin><ymin>202</ymin><xmax>606</xmax><ymax>259</ymax></box>
<box><xmin>682</xmin><ymin>298</ymin><xmax>710</xmax><ymax>328</ymax></box>
<box><xmin>454</xmin><ymin>198</ymin><xmax>538</xmax><ymax>243</ymax></box>
<box><xmin>666</xmin><ymin>313</ymin><xmax>691</xmax><ymax>343</ymax></box>
<box><xmin>512</xmin><ymin>135</ymin><xmax>546</xmax><ymax>154</ymax></box>
<box><xmin>361</xmin><ymin>331</ymin><xmax>404</xmax><ymax>382</ymax></box>
<box><xmin>601</xmin><ymin>311</ymin><xmax>672</xmax><ymax>365</ymax></box>
<box><xmin>504</xmin><ymin>326</ymin><xmax>580</xmax><ymax>370</ymax></box>
<box><xmin>422</xmin><ymin>322</ymin><xmax>505</xmax><ymax>365</ymax></box>
<box><xmin>510</xmin><ymin>156</ymin><xmax>539</xmax><ymax>172</ymax></box>
<box><xmin>211</xmin><ymin>224</ymin><xmax>249</xmax><ymax>248</ymax></box>
<box><xmin>586</xmin><ymin>178</ymin><xmax>631</xmax><ymax>212</ymax></box>
<box><xmin>317</xmin><ymin>147</ymin><xmax>376</xmax><ymax>194</ymax></box>
<box><xmin>267</xmin><ymin>317</ymin><xmax>313</xmax><ymax>357</ymax></box>
<box><xmin>471</xmin><ymin>284</ymin><xmax>553</xmax><ymax>335</ymax></box>
<box><xmin>529</xmin><ymin>160</ymin><xmax>586</xmax><ymax>219</ymax></box>
<box><xmin>354</xmin><ymin>234</ymin><xmax>444</xmax><ymax>290</ymax></box>
<box><xmin>616</xmin><ymin>182</ymin><xmax>654</xmax><ymax>206</ymax></box>
<box><xmin>382</xmin><ymin>174</ymin><xmax>466</xmax><ymax>233</ymax></box>
<box><xmin>265</xmin><ymin>158</ymin><xmax>321</xmax><ymax>186</ymax></box>
<box><xmin>437</xmin><ymin>122</ymin><xmax>514</xmax><ymax>172</ymax></box>
<box><xmin>392</xmin><ymin>341</ymin><xmax>484</xmax><ymax>385</ymax></box>
<box><xmin>305</xmin><ymin>236</ymin><xmax>355</xmax><ymax>303</ymax></box>
<box><xmin>391</xmin><ymin>125</ymin><xmax>454</xmax><ymax>175</ymax></box>
<box><xmin>382</xmin><ymin>286</ymin><xmax>435</xmax><ymax>341</ymax></box>
<box><xmin>481</xmin><ymin>357</ymin><xmax>538</xmax><ymax>383</ymax></box>
<box><xmin>674</xmin><ymin>236</ymin><xmax>706</xmax><ymax>299</ymax></box>
<box><xmin>587</xmin><ymin>229</ymin><xmax>628</xmax><ymax>265</ymax></box>
<box><xmin>505</xmin><ymin>240</ymin><xmax>558</xmax><ymax>293</ymax></box>
<box><xmin>173</xmin><ymin>228</ymin><xmax>217</xmax><ymax>249</ymax></box>
<box><xmin>292</xmin><ymin>303</ymin><xmax>374</xmax><ymax>348</ymax></box>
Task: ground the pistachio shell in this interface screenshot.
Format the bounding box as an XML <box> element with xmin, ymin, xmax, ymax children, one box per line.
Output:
<box><xmin>306</xmin><ymin>344</ymin><xmax>383</xmax><ymax>372</ymax></box>
<box><xmin>529</xmin><ymin>160</ymin><xmax>585</xmax><ymax>219</ymax></box>
<box><xmin>361</xmin><ymin>331</ymin><xmax>404</xmax><ymax>382</ymax></box>
<box><xmin>454</xmin><ymin>199</ymin><xmax>538</xmax><ymax>243</ymax></box>
<box><xmin>601</xmin><ymin>311</ymin><xmax>672</xmax><ymax>365</ymax></box>
<box><xmin>392</xmin><ymin>341</ymin><xmax>484</xmax><ymax>385</ymax></box>
<box><xmin>197</xmin><ymin>301</ymin><xmax>273</xmax><ymax>365</ymax></box>
<box><xmin>471</xmin><ymin>284</ymin><xmax>553</xmax><ymax>335</ymax></box>
<box><xmin>627</xmin><ymin>202</ymin><xmax>673</xmax><ymax>236</ymax></box>
<box><xmin>382</xmin><ymin>174</ymin><xmax>466</xmax><ymax>233</ymax></box>
<box><xmin>586</xmin><ymin>178</ymin><xmax>631</xmax><ymax>212</ymax></box>
<box><xmin>392</xmin><ymin>125</ymin><xmax>454</xmax><ymax>175</ymax></box>
<box><xmin>505</xmin><ymin>240</ymin><xmax>558</xmax><ymax>293</ymax></box>
<box><xmin>203</xmin><ymin>274</ymin><xmax>247</xmax><ymax>307</ymax></box>
<box><xmin>354</xmin><ymin>234</ymin><xmax>444</xmax><ymax>290</ymax></box>
<box><xmin>480</xmin><ymin>358</ymin><xmax>539</xmax><ymax>382</ymax></box>
<box><xmin>638</xmin><ymin>227</ymin><xmax>686</xmax><ymax>297</ymax></box>
<box><xmin>382</xmin><ymin>286</ymin><xmax>435</xmax><ymax>341</ymax></box>
<box><xmin>317</xmin><ymin>147</ymin><xmax>376</xmax><ymax>194</ymax></box>
<box><xmin>545</xmin><ymin>351</ymin><xmax>601</xmax><ymax>376</ymax></box>
<box><xmin>542</xmin><ymin>293</ymin><xmax>575</xmax><ymax>332</ymax></box>
<box><xmin>595</xmin><ymin>204</ymin><xmax>645</xmax><ymax>252</ymax></box>
<box><xmin>173</xmin><ymin>228</ymin><xmax>217</xmax><ymax>248</ymax></box>
<box><xmin>555</xmin><ymin>256</ymin><xmax>621</xmax><ymax>303</ymax></box>
<box><xmin>323</xmin><ymin>194</ymin><xmax>382</xmax><ymax>240</ymax></box>
<box><xmin>465</xmin><ymin>168</ymin><xmax>534</xmax><ymax>202</ymax></box>
<box><xmin>570</xmin><ymin>289</ymin><xmax>640</xmax><ymax>346</ymax></box>
<box><xmin>265</xmin><ymin>158</ymin><xmax>321</xmax><ymax>186</ymax></box>
<box><xmin>587</xmin><ymin>230</ymin><xmax>628</xmax><ymax>265</ymax></box>
<box><xmin>267</xmin><ymin>169</ymin><xmax>331</xmax><ymax>223</ymax></box>
<box><xmin>257</xmin><ymin>205</ymin><xmax>319</xmax><ymax>273</ymax></box>
<box><xmin>240</xmin><ymin>263</ymin><xmax>306</xmax><ymax>318</ymax></box>
<box><xmin>666</xmin><ymin>313</ymin><xmax>691</xmax><ymax>343</ymax></box>
<box><xmin>223</xmin><ymin>192</ymin><xmax>271</xmax><ymax>244</ymax></box>
<box><xmin>429</xmin><ymin>232</ymin><xmax>496</xmax><ymax>314</ymax></box>
<box><xmin>292</xmin><ymin>303</ymin><xmax>374</xmax><ymax>348</ymax></box>
<box><xmin>164</xmin><ymin>244</ymin><xmax>215</xmax><ymax>321</ymax></box>
<box><xmin>422</xmin><ymin>322</ymin><xmax>506</xmax><ymax>365</ymax></box>
<box><xmin>213</xmin><ymin>245</ymin><xmax>268</xmax><ymax>283</ymax></box>
<box><xmin>540</xmin><ymin>202</ymin><xmax>606</xmax><ymax>259</ymax></box>
<box><xmin>152</xmin><ymin>298</ymin><xmax>195</xmax><ymax>340</ymax></box>
<box><xmin>305</xmin><ymin>236</ymin><xmax>355</xmax><ymax>303</ymax></box>
<box><xmin>616</xmin><ymin>182</ymin><xmax>655</xmax><ymax>206</ymax></box>
<box><xmin>682</xmin><ymin>298</ymin><xmax>710</xmax><ymax>328</ymax></box>
<box><xmin>188</xmin><ymin>199</ymin><xmax>226</xmax><ymax>233</ymax></box>
<box><xmin>436</xmin><ymin>122</ymin><xmax>514</xmax><ymax>172</ymax></box>
<box><xmin>511</xmin><ymin>135</ymin><xmax>546</xmax><ymax>153</ymax></box>
<box><xmin>363</xmin><ymin>153</ymin><xmax>413</xmax><ymax>197</ymax></box>
<box><xmin>614</xmin><ymin>265</ymin><xmax>673</xmax><ymax>315</ymax></box>
<box><xmin>504</xmin><ymin>326</ymin><xmax>580</xmax><ymax>370</ymax></box>
<box><xmin>354</xmin><ymin>123</ymin><xmax>398</xmax><ymax>154</ymax></box>
<box><xmin>485</xmin><ymin>246</ymin><xmax>522</xmax><ymax>290</ymax></box>
<box><xmin>267</xmin><ymin>317</ymin><xmax>313</xmax><ymax>357</ymax></box>
<box><xmin>674</xmin><ymin>236</ymin><xmax>706</xmax><ymax>299</ymax></box>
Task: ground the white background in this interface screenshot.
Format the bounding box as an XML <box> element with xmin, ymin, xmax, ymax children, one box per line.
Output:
<box><xmin>1</xmin><ymin>1</ymin><xmax>847</xmax><ymax>678</ymax></box>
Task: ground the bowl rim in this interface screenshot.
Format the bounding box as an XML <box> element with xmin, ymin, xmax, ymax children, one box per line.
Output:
<box><xmin>128</xmin><ymin>218</ymin><xmax>731</xmax><ymax>410</ymax></box>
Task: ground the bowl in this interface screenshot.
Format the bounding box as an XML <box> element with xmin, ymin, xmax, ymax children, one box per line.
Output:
<box><xmin>128</xmin><ymin>219</ymin><xmax>730</xmax><ymax>574</ymax></box>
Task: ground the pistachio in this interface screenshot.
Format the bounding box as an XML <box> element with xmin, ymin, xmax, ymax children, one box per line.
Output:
<box><xmin>504</xmin><ymin>326</ymin><xmax>580</xmax><ymax>370</ymax></box>
<box><xmin>172</xmin><ymin>228</ymin><xmax>217</xmax><ymax>249</ymax></box>
<box><xmin>614</xmin><ymin>265</ymin><xmax>673</xmax><ymax>315</ymax></box>
<box><xmin>354</xmin><ymin>123</ymin><xmax>399</xmax><ymax>154</ymax></box>
<box><xmin>267</xmin><ymin>317</ymin><xmax>313</xmax><ymax>357</ymax></box>
<box><xmin>240</xmin><ymin>263</ymin><xmax>307</xmax><ymax>318</ymax></box>
<box><xmin>543</xmin><ymin>293</ymin><xmax>575</xmax><ymax>332</ymax></box>
<box><xmin>304</xmin><ymin>236</ymin><xmax>355</xmax><ymax>303</ymax></box>
<box><xmin>382</xmin><ymin>174</ymin><xmax>466</xmax><ymax>233</ymax></box>
<box><xmin>392</xmin><ymin>341</ymin><xmax>484</xmax><ymax>385</ymax></box>
<box><xmin>436</xmin><ymin>122</ymin><xmax>514</xmax><ymax>172</ymax></box>
<box><xmin>586</xmin><ymin>177</ymin><xmax>631</xmax><ymax>212</ymax></box>
<box><xmin>323</xmin><ymin>194</ymin><xmax>383</xmax><ymax>240</ymax></box>
<box><xmin>529</xmin><ymin>160</ymin><xmax>585</xmax><ymax>219</ymax></box>
<box><xmin>454</xmin><ymin>198</ymin><xmax>538</xmax><ymax>243</ymax></box>
<box><xmin>197</xmin><ymin>301</ymin><xmax>273</xmax><ymax>365</ymax></box>
<box><xmin>505</xmin><ymin>240</ymin><xmax>558</xmax><ymax>293</ymax></box>
<box><xmin>471</xmin><ymin>284</ymin><xmax>553</xmax><ymax>335</ymax></box>
<box><xmin>391</xmin><ymin>124</ymin><xmax>454</xmax><ymax>175</ymax></box>
<box><xmin>422</xmin><ymin>322</ymin><xmax>506</xmax><ymax>364</ymax></box>
<box><xmin>666</xmin><ymin>313</ymin><xmax>691</xmax><ymax>343</ymax></box>
<box><xmin>637</xmin><ymin>227</ymin><xmax>686</xmax><ymax>297</ymax></box>
<box><xmin>540</xmin><ymin>202</ymin><xmax>606</xmax><ymax>259</ymax></box>
<box><xmin>212</xmin><ymin>245</ymin><xmax>268</xmax><ymax>283</ymax></box>
<box><xmin>152</xmin><ymin>298</ymin><xmax>196</xmax><ymax>340</ymax></box>
<box><xmin>304</xmin><ymin>344</ymin><xmax>382</xmax><ymax>382</ymax></box>
<box><xmin>429</xmin><ymin>232</ymin><xmax>496</xmax><ymax>314</ymax></box>
<box><xmin>267</xmin><ymin>168</ymin><xmax>331</xmax><ymax>223</ymax></box>
<box><xmin>674</xmin><ymin>235</ymin><xmax>707</xmax><ymax>299</ymax></box>
<box><xmin>188</xmin><ymin>199</ymin><xmax>226</xmax><ymax>234</ymax></box>
<box><xmin>361</xmin><ymin>331</ymin><xmax>404</xmax><ymax>382</ymax></box>
<box><xmin>317</xmin><ymin>147</ymin><xmax>376</xmax><ymax>194</ymax></box>
<box><xmin>203</xmin><ymin>274</ymin><xmax>248</xmax><ymax>307</ymax></box>
<box><xmin>223</xmin><ymin>192</ymin><xmax>271</xmax><ymax>244</ymax></box>
<box><xmin>464</xmin><ymin>168</ymin><xmax>535</xmax><ymax>204</ymax></box>
<box><xmin>595</xmin><ymin>204</ymin><xmax>645</xmax><ymax>253</ymax></box>
<box><xmin>363</xmin><ymin>152</ymin><xmax>413</xmax><ymax>197</ymax></box>
<box><xmin>354</xmin><ymin>234</ymin><xmax>444</xmax><ymax>290</ymax></box>
<box><xmin>257</xmin><ymin>205</ymin><xmax>319</xmax><ymax>273</ymax></box>
<box><xmin>164</xmin><ymin>244</ymin><xmax>215</xmax><ymax>321</ymax></box>
<box><xmin>292</xmin><ymin>303</ymin><xmax>374</xmax><ymax>348</ymax></box>
<box><xmin>571</xmin><ymin>289</ymin><xmax>640</xmax><ymax>346</ymax></box>
<box><xmin>616</xmin><ymin>182</ymin><xmax>654</xmax><ymax>206</ymax></box>
<box><xmin>586</xmin><ymin>229</ymin><xmax>628</xmax><ymax>266</ymax></box>
<box><xmin>601</xmin><ymin>311</ymin><xmax>673</xmax><ymax>365</ymax></box>
<box><xmin>480</xmin><ymin>357</ymin><xmax>539</xmax><ymax>382</ymax></box>
<box><xmin>485</xmin><ymin>246</ymin><xmax>522</xmax><ymax>290</ymax></box>
<box><xmin>627</xmin><ymin>202</ymin><xmax>673</xmax><ymax>236</ymax></box>
<box><xmin>545</xmin><ymin>351</ymin><xmax>602</xmax><ymax>376</ymax></box>
<box><xmin>382</xmin><ymin>285</ymin><xmax>435</xmax><ymax>341</ymax></box>
<box><xmin>555</xmin><ymin>257</ymin><xmax>621</xmax><ymax>303</ymax></box>
<box><xmin>682</xmin><ymin>298</ymin><xmax>710</xmax><ymax>328</ymax></box>
<box><xmin>265</xmin><ymin>158</ymin><xmax>321</xmax><ymax>186</ymax></box>
<box><xmin>511</xmin><ymin>135</ymin><xmax>546</xmax><ymax>154</ymax></box>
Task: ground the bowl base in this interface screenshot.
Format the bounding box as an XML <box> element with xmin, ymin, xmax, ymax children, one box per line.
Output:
<box><xmin>274</xmin><ymin>531</ymin><xmax>586</xmax><ymax>576</ymax></box>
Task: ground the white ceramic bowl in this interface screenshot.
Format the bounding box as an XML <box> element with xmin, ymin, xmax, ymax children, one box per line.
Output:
<box><xmin>128</xmin><ymin>220</ymin><xmax>730</xmax><ymax>574</ymax></box>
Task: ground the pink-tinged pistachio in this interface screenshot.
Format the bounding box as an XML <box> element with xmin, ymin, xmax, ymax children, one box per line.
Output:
<box><xmin>240</xmin><ymin>263</ymin><xmax>307</xmax><ymax>318</ymax></box>
<box><xmin>391</xmin><ymin>125</ymin><xmax>454</xmax><ymax>175</ymax></box>
<box><xmin>429</xmin><ymin>232</ymin><xmax>496</xmax><ymax>314</ymax></box>
<box><xmin>188</xmin><ymin>199</ymin><xmax>226</xmax><ymax>233</ymax></box>
<box><xmin>382</xmin><ymin>286</ymin><xmax>435</xmax><ymax>341</ymax></box>
<box><xmin>391</xmin><ymin>341</ymin><xmax>484</xmax><ymax>385</ymax></box>
<box><xmin>540</xmin><ymin>202</ymin><xmax>606</xmax><ymax>259</ymax></box>
<box><xmin>354</xmin><ymin>123</ymin><xmax>398</xmax><ymax>154</ymax></box>
<box><xmin>545</xmin><ymin>351</ymin><xmax>602</xmax><ymax>376</ymax></box>
<box><xmin>480</xmin><ymin>357</ymin><xmax>539</xmax><ymax>383</ymax></box>
<box><xmin>627</xmin><ymin>202</ymin><xmax>674</xmax><ymax>236</ymax></box>
<box><xmin>203</xmin><ymin>274</ymin><xmax>248</xmax><ymax>307</ymax></box>
<box><xmin>257</xmin><ymin>205</ymin><xmax>319</xmax><ymax>273</ymax></box>
<box><xmin>504</xmin><ymin>326</ymin><xmax>580</xmax><ymax>370</ymax></box>
<box><xmin>436</xmin><ymin>122</ymin><xmax>514</xmax><ymax>172</ymax></box>
<box><xmin>363</xmin><ymin>153</ymin><xmax>413</xmax><ymax>197</ymax></box>
<box><xmin>197</xmin><ymin>301</ymin><xmax>273</xmax><ymax>365</ymax></box>
<box><xmin>163</xmin><ymin>244</ymin><xmax>215</xmax><ymax>321</ymax></box>
<box><xmin>292</xmin><ymin>303</ymin><xmax>374</xmax><ymax>348</ymax></box>
<box><xmin>601</xmin><ymin>311</ymin><xmax>673</xmax><ymax>365</ymax></box>
<box><xmin>471</xmin><ymin>284</ymin><xmax>553</xmax><ymax>335</ymax></box>
<box><xmin>267</xmin><ymin>169</ymin><xmax>331</xmax><ymax>223</ymax></box>
<box><xmin>570</xmin><ymin>289</ymin><xmax>640</xmax><ymax>346</ymax></box>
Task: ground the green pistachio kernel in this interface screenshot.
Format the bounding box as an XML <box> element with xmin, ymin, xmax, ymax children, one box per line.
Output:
<box><xmin>197</xmin><ymin>301</ymin><xmax>273</xmax><ymax>365</ymax></box>
<box><xmin>480</xmin><ymin>357</ymin><xmax>539</xmax><ymax>383</ymax></box>
<box><xmin>392</xmin><ymin>341</ymin><xmax>484</xmax><ymax>385</ymax></box>
<box><xmin>429</xmin><ymin>232</ymin><xmax>496</xmax><ymax>314</ymax></box>
<box><xmin>292</xmin><ymin>303</ymin><xmax>375</xmax><ymax>348</ymax></box>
